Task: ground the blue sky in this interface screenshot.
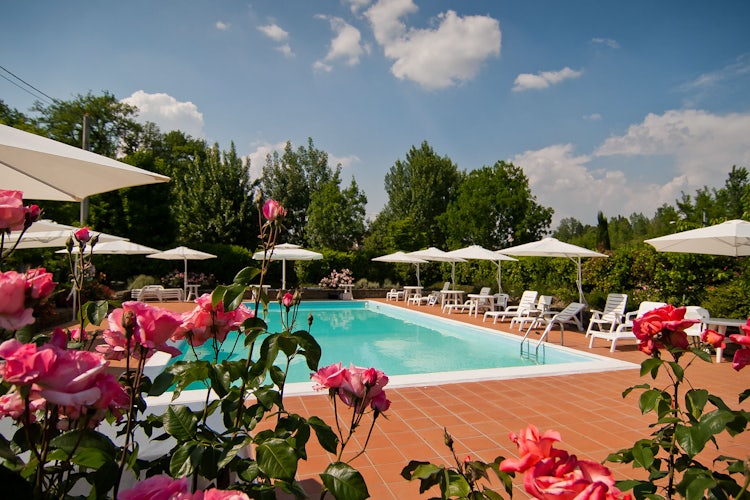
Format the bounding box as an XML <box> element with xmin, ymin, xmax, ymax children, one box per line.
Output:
<box><xmin>3</xmin><ymin>1</ymin><xmax>750</xmax><ymax>227</ymax></box>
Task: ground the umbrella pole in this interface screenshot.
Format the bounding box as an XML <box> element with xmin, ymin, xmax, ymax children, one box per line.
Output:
<box><xmin>416</xmin><ymin>263</ymin><xmax>421</xmax><ymax>287</ymax></box>
<box><xmin>496</xmin><ymin>261</ymin><xmax>503</xmax><ymax>293</ymax></box>
<box><xmin>183</xmin><ymin>258</ymin><xmax>188</xmax><ymax>301</ymax></box>
<box><xmin>451</xmin><ymin>262</ymin><xmax>456</xmax><ymax>289</ymax></box>
<box><xmin>282</xmin><ymin>259</ymin><xmax>286</xmax><ymax>290</ymax></box>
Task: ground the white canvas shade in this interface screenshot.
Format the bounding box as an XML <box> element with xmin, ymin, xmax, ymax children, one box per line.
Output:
<box><xmin>371</xmin><ymin>251</ymin><xmax>428</xmax><ymax>287</ymax></box>
<box><xmin>445</xmin><ymin>245</ymin><xmax>517</xmax><ymax>292</ymax></box>
<box><xmin>147</xmin><ymin>246</ymin><xmax>217</xmax><ymax>297</ymax></box>
<box><xmin>498</xmin><ymin>237</ymin><xmax>607</xmax><ymax>304</ymax></box>
<box><xmin>644</xmin><ymin>219</ymin><xmax>750</xmax><ymax>257</ymax></box>
<box><xmin>2</xmin><ymin>220</ymin><xmax>127</xmax><ymax>250</ymax></box>
<box><xmin>0</xmin><ymin>124</ymin><xmax>170</xmax><ymax>202</ymax></box>
<box><xmin>55</xmin><ymin>240</ymin><xmax>160</xmax><ymax>255</ymax></box>
<box><xmin>252</xmin><ymin>243</ymin><xmax>323</xmax><ymax>289</ymax></box>
<box><xmin>406</xmin><ymin>247</ymin><xmax>467</xmax><ymax>289</ymax></box>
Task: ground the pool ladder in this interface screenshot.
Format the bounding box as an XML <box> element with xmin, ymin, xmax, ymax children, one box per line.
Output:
<box><xmin>519</xmin><ymin>320</ymin><xmax>548</xmax><ymax>359</ymax></box>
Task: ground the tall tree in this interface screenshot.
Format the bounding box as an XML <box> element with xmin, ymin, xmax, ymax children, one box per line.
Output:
<box><xmin>381</xmin><ymin>141</ymin><xmax>460</xmax><ymax>248</ymax></box>
<box><xmin>261</xmin><ymin>138</ymin><xmax>336</xmax><ymax>244</ymax></box>
<box><xmin>306</xmin><ymin>175</ymin><xmax>367</xmax><ymax>251</ymax></box>
<box><xmin>172</xmin><ymin>142</ymin><xmax>258</xmax><ymax>247</ymax></box>
<box><xmin>438</xmin><ymin>161</ymin><xmax>553</xmax><ymax>249</ymax></box>
<box><xmin>596</xmin><ymin>211</ymin><xmax>611</xmax><ymax>251</ymax></box>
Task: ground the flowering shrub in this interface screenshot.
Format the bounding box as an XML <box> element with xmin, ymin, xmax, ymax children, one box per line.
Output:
<box><xmin>404</xmin><ymin>304</ymin><xmax>750</xmax><ymax>499</ymax></box>
<box><xmin>0</xmin><ymin>191</ymin><xmax>386</xmax><ymax>499</ymax></box>
<box><xmin>161</xmin><ymin>270</ymin><xmax>216</xmax><ymax>289</ymax></box>
<box><xmin>319</xmin><ymin>268</ymin><xmax>354</xmax><ymax>288</ymax></box>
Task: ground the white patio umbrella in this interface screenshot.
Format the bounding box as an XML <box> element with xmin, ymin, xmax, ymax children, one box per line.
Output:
<box><xmin>644</xmin><ymin>219</ymin><xmax>750</xmax><ymax>257</ymax></box>
<box><xmin>372</xmin><ymin>251</ymin><xmax>428</xmax><ymax>286</ymax></box>
<box><xmin>406</xmin><ymin>247</ymin><xmax>467</xmax><ymax>289</ymax></box>
<box><xmin>2</xmin><ymin>219</ymin><xmax>127</xmax><ymax>249</ymax></box>
<box><xmin>498</xmin><ymin>237</ymin><xmax>607</xmax><ymax>304</ymax></box>
<box><xmin>445</xmin><ymin>245</ymin><xmax>517</xmax><ymax>292</ymax></box>
<box><xmin>252</xmin><ymin>243</ymin><xmax>323</xmax><ymax>289</ymax></box>
<box><xmin>147</xmin><ymin>246</ymin><xmax>217</xmax><ymax>297</ymax></box>
<box><xmin>56</xmin><ymin>240</ymin><xmax>160</xmax><ymax>255</ymax></box>
<box><xmin>0</xmin><ymin>124</ymin><xmax>170</xmax><ymax>202</ymax></box>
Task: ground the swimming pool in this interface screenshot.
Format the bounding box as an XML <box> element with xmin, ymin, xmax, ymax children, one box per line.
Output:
<box><xmin>149</xmin><ymin>300</ymin><xmax>636</xmax><ymax>399</ymax></box>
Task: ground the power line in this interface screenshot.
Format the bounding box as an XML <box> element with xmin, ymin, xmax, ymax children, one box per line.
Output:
<box><xmin>0</xmin><ymin>64</ymin><xmax>57</xmax><ymax>105</ymax></box>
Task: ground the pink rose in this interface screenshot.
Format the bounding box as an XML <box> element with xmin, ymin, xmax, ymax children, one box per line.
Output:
<box><xmin>0</xmin><ymin>271</ymin><xmax>35</xmax><ymax>331</ymax></box>
<box><xmin>729</xmin><ymin>332</ymin><xmax>750</xmax><ymax>371</ymax></box>
<box><xmin>524</xmin><ymin>453</ymin><xmax>630</xmax><ymax>500</ymax></box>
<box><xmin>99</xmin><ymin>301</ymin><xmax>184</xmax><ymax>359</ymax></box>
<box><xmin>118</xmin><ymin>475</ymin><xmax>191</xmax><ymax>500</ymax></box>
<box><xmin>201</xmin><ymin>489</ymin><xmax>251</xmax><ymax>500</ymax></box>
<box><xmin>0</xmin><ymin>190</ymin><xmax>27</xmax><ymax>231</ymax></box>
<box><xmin>633</xmin><ymin>305</ymin><xmax>697</xmax><ymax>355</ymax></box>
<box><xmin>701</xmin><ymin>329</ymin><xmax>726</xmax><ymax>349</ymax></box>
<box><xmin>338</xmin><ymin>364</ymin><xmax>389</xmax><ymax>413</ymax></box>
<box><xmin>74</xmin><ymin>226</ymin><xmax>91</xmax><ymax>243</ymax></box>
<box><xmin>0</xmin><ymin>339</ymin><xmax>56</xmax><ymax>384</ymax></box>
<box><xmin>25</xmin><ymin>267</ymin><xmax>56</xmax><ymax>300</ymax></box>
<box><xmin>311</xmin><ymin>362</ymin><xmax>347</xmax><ymax>390</ymax></box>
<box><xmin>175</xmin><ymin>294</ymin><xmax>254</xmax><ymax>347</ymax></box>
<box><xmin>262</xmin><ymin>199</ymin><xmax>286</xmax><ymax>221</ymax></box>
<box><xmin>499</xmin><ymin>424</ymin><xmax>563</xmax><ymax>473</ymax></box>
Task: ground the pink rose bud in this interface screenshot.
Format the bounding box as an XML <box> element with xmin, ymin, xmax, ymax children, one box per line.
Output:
<box><xmin>282</xmin><ymin>292</ymin><xmax>294</xmax><ymax>309</ymax></box>
<box><xmin>25</xmin><ymin>204</ymin><xmax>41</xmax><ymax>224</ymax></box>
<box><xmin>362</xmin><ymin>367</ymin><xmax>377</xmax><ymax>386</ymax></box>
<box><xmin>262</xmin><ymin>199</ymin><xmax>286</xmax><ymax>221</ymax></box>
<box><xmin>74</xmin><ymin>226</ymin><xmax>91</xmax><ymax>243</ymax></box>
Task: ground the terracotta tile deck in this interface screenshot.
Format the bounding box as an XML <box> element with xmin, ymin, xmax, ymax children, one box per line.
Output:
<box><xmin>157</xmin><ymin>298</ymin><xmax>750</xmax><ymax>498</ymax></box>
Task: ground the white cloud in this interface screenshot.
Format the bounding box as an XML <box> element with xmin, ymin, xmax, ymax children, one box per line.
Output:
<box><xmin>344</xmin><ymin>0</ymin><xmax>372</xmax><ymax>15</ymax></box>
<box><xmin>257</xmin><ymin>23</ymin><xmax>294</xmax><ymax>58</ymax></box>
<box><xmin>583</xmin><ymin>113</ymin><xmax>602</xmax><ymax>121</ymax></box>
<box><xmin>591</xmin><ymin>37</ymin><xmax>620</xmax><ymax>49</ymax></box>
<box><xmin>512</xmin><ymin>67</ymin><xmax>582</xmax><ymax>92</ymax></box>
<box><xmin>257</xmin><ymin>23</ymin><xmax>288</xmax><ymax>42</ymax></box>
<box><xmin>244</xmin><ymin>141</ymin><xmax>287</xmax><ymax>180</ymax></box>
<box><xmin>513</xmin><ymin>109</ymin><xmax>750</xmax><ymax>226</ymax></box>
<box><xmin>680</xmin><ymin>52</ymin><xmax>750</xmax><ymax>92</ymax></box>
<box><xmin>314</xmin><ymin>16</ymin><xmax>370</xmax><ymax>70</ymax></box>
<box><xmin>329</xmin><ymin>153</ymin><xmax>361</xmax><ymax>168</ymax></box>
<box><xmin>364</xmin><ymin>1</ymin><xmax>501</xmax><ymax>89</ymax></box>
<box><xmin>121</xmin><ymin>90</ymin><xmax>204</xmax><ymax>138</ymax></box>
<box><xmin>215</xmin><ymin>21</ymin><xmax>230</xmax><ymax>31</ymax></box>
<box><xmin>596</xmin><ymin>109</ymin><xmax>750</xmax><ymax>188</ymax></box>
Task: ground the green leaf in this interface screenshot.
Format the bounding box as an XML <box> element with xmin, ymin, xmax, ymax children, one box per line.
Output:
<box><xmin>233</xmin><ymin>266</ymin><xmax>260</xmax><ymax>286</ymax></box>
<box><xmin>677</xmin><ymin>469</ymin><xmax>716</xmax><ymax>500</ymax></box>
<box><xmin>320</xmin><ymin>462</ymin><xmax>369</xmax><ymax>500</ymax></box>
<box><xmin>308</xmin><ymin>416</ymin><xmax>339</xmax><ymax>454</ymax></box>
<box><xmin>640</xmin><ymin>358</ymin><xmax>663</xmax><ymax>378</ymax></box>
<box><xmin>667</xmin><ymin>361</ymin><xmax>684</xmax><ymax>382</ymax></box>
<box><xmin>700</xmin><ymin>409</ymin><xmax>737</xmax><ymax>437</ymax></box>
<box><xmin>170</xmin><ymin>442</ymin><xmax>197</xmax><ymax>477</ymax></box>
<box><xmin>675</xmin><ymin>424</ymin><xmax>707</xmax><ymax>457</ymax></box>
<box><xmin>740</xmin><ymin>389</ymin><xmax>750</xmax><ymax>403</ymax></box>
<box><xmin>255</xmin><ymin>437</ymin><xmax>298</xmax><ymax>480</ymax></box>
<box><xmin>49</xmin><ymin>429</ymin><xmax>116</xmax><ymax>462</ymax></box>
<box><xmin>691</xmin><ymin>347</ymin><xmax>713</xmax><ymax>363</ymax></box>
<box><xmin>639</xmin><ymin>389</ymin><xmax>664</xmax><ymax>414</ymax></box>
<box><xmin>685</xmin><ymin>389</ymin><xmax>709</xmax><ymax>420</ymax></box>
<box><xmin>221</xmin><ymin>283</ymin><xmax>247</xmax><ymax>312</ymax></box>
<box><xmin>163</xmin><ymin>405</ymin><xmax>198</xmax><ymax>441</ymax></box>
<box><xmin>632</xmin><ymin>440</ymin><xmax>656</xmax><ymax>469</ymax></box>
<box><xmin>148</xmin><ymin>371</ymin><xmax>175</xmax><ymax>396</ymax></box>
<box><xmin>81</xmin><ymin>300</ymin><xmax>109</xmax><ymax>327</ymax></box>
<box><xmin>243</xmin><ymin>316</ymin><xmax>268</xmax><ymax>333</ymax></box>
<box><xmin>444</xmin><ymin>470</ymin><xmax>472</xmax><ymax>497</ymax></box>
<box><xmin>292</xmin><ymin>329</ymin><xmax>321</xmax><ymax>371</ymax></box>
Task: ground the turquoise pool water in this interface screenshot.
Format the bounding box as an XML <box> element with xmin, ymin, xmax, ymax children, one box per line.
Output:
<box><xmin>168</xmin><ymin>301</ymin><xmax>599</xmax><ymax>385</ymax></box>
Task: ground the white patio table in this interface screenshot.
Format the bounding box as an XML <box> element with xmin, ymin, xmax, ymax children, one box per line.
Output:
<box><xmin>704</xmin><ymin>317</ymin><xmax>746</xmax><ymax>363</ymax></box>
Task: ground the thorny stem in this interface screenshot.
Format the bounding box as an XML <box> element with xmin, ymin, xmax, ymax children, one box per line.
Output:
<box><xmin>114</xmin><ymin>345</ymin><xmax>147</xmax><ymax>500</ymax></box>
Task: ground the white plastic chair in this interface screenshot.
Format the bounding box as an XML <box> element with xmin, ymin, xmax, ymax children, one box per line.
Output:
<box><xmin>586</xmin><ymin>293</ymin><xmax>628</xmax><ymax>337</ymax></box>
<box><xmin>483</xmin><ymin>290</ymin><xmax>538</xmax><ymax>324</ymax></box>
<box><xmin>588</xmin><ymin>301</ymin><xmax>667</xmax><ymax>352</ymax></box>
